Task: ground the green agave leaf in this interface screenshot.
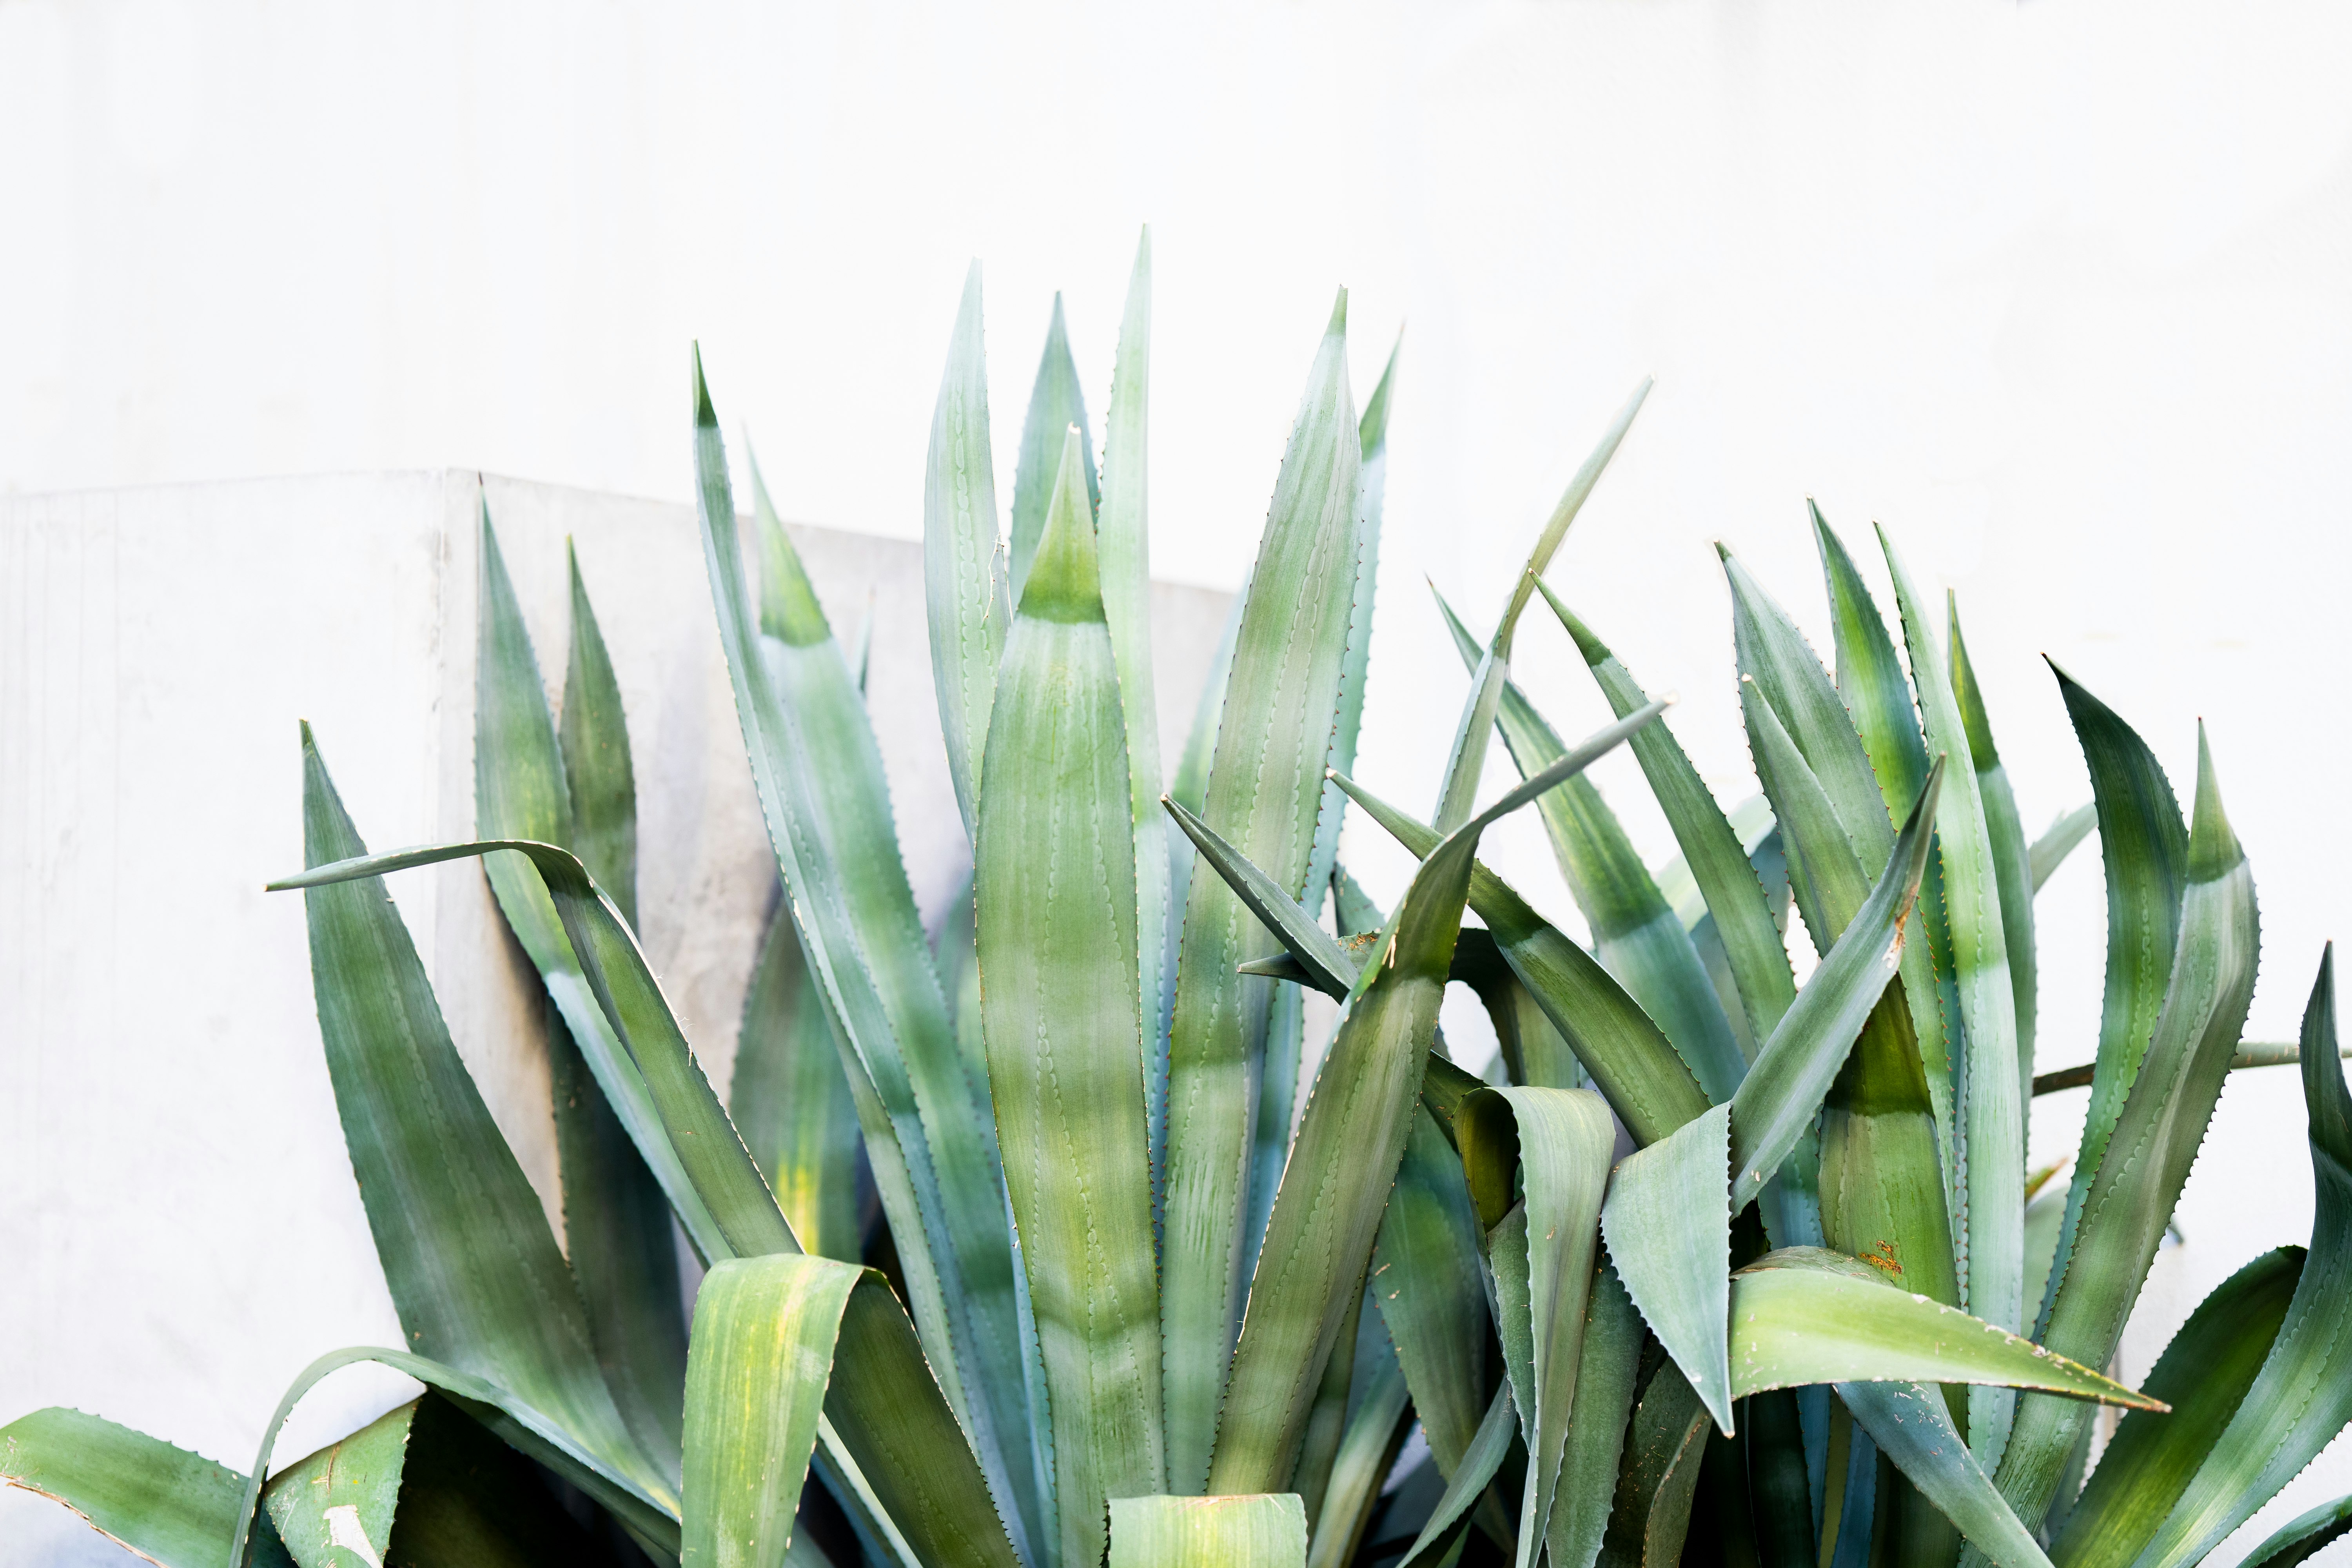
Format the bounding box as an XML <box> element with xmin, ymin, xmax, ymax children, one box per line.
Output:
<box><xmin>1837</xmin><ymin>1380</ymin><xmax>2049</xmax><ymax>1568</ymax></box>
<box><xmin>1159</xmin><ymin>591</ymin><xmax>1242</xmax><ymax>1178</ymax></box>
<box><xmin>2033</xmin><ymin>665</ymin><xmax>2188</xmax><ymax>1340</ymax></box>
<box><xmin>1290</xmin><ymin>1283</ymin><xmax>1364</xmax><ymax>1532</ymax></box>
<box><xmin>1740</xmin><ymin>1388</ymin><xmax>1816</xmax><ymax>1568</ymax></box>
<box><xmin>1330</xmin><ymin>757</ymin><xmax>1709</xmax><ymax>1147</ymax></box>
<box><xmin>923</xmin><ymin>261</ymin><xmax>1009</xmax><ymax>839</ymax></box>
<box><xmin>1544</xmin><ymin>591</ymin><xmax>1820</xmax><ymax>1250</ymax></box>
<box><xmin>731</xmin><ymin>904</ymin><xmax>863</xmax><ymax>1263</ymax></box>
<box><xmin>1493</xmin><ymin>377</ymin><xmax>1650</xmax><ymax>645</ymax></box>
<box><xmin>291</xmin><ymin>730</ymin><xmax>668</xmax><ymax>1510</ymax></box>
<box><xmin>1548</xmin><ymin>1262</ymin><xmax>1646</xmax><ymax>1568</ymax></box>
<box><xmin>272</xmin><ymin>831</ymin><xmax>1017</xmax><ymax>1568</ymax></box>
<box><xmin>1877</xmin><ymin>526</ymin><xmax>2024</xmax><ymax>1456</ymax></box>
<box><xmin>1544</xmin><ymin>588</ymin><xmax>1797</xmax><ymax>1054</ymax></box>
<box><xmin>550</xmin><ymin>1007</ymin><xmax>693</xmax><ymax>1485</ymax></box>
<box><xmin>682</xmin><ymin>1255</ymin><xmax>864</xmax><ymax>1568</ymax></box>
<box><xmin>1598</xmin><ymin>1360</ymin><xmax>1713</xmax><ymax>1568</ymax></box>
<box><xmin>264</xmin><ymin>1398</ymin><xmax>410</xmax><ymax>1568</ymax></box>
<box><xmin>1452</xmin><ymin>929</ymin><xmax>1586</xmax><ymax>1090</ymax></box>
<box><xmin>233</xmin><ymin>1346</ymin><xmax>680</xmax><ymax>1565</ymax></box>
<box><xmin>2029</xmin><ymin>804</ymin><xmax>2098</xmax><ymax>893</ymax></box>
<box><xmin>2234</xmin><ymin>1493</ymin><xmax>2352</xmax><ymax>1568</ymax></box>
<box><xmin>1395</xmin><ymin>1383</ymin><xmax>1519</xmax><ymax>1568</ymax></box>
<box><xmin>977</xmin><ymin>431</ymin><xmax>1167</xmax><ymax>1568</ymax></box>
<box><xmin>1742</xmin><ymin>682</ymin><xmax>1956</xmax><ymax>1309</ymax></box>
<box><xmin>1108</xmin><ymin>1494</ymin><xmax>1307</xmax><ymax>1567</ymax></box>
<box><xmin>1728</xmin><ymin>1249</ymin><xmax>2156</xmax><ymax>1406</ymax></box>
<box><xmin>1209</xmin><ymin>715</ymin><xmax>1659</xmax><ymax>1494</ymax></box>
<box><xmin>2036</xmin><ymin>1040</ymin><xmax>2341</xmax><ymax>1096</ymax></box>
<box><xmin>1805</xmin><ymin>514</ymin><xmax>1959</xmax><ymax>1163</ymax></box>
<box><xmin>1728</xmin><ymin>759</ymin><xmax>1944</xmax><ymax>1213</ymax></box>
<box><xmin>472</xmin><ymin>512</ymin><xmax>726</xmax><ymax>1267</ymax></box>
<box><xmin>531</xmin><ymin>537</ymin><xmax>692</xmax><ymax>1480</ymax></box>
<box><xmin>1303</xmin><ymin>1317</ymin><xmax>1410</xmax><ymax>1568</ymax></box>
<box><xmin>2129</xmin><ymin>947</ymin><xmax>2352</xmax><ymax>1568</ymax></box>
<box><xmin>1459</xmin><ymin>1087</ymin><xmax>1618</xmax><ymax>1563</ymax></box>
<box><xmin>559</xmin><ymin>541</ymin><xmax>639</xmax><ymax>920</ymax></box>
<box><xmin>1370</xmin><ymin>1106</ymin><xmax>1490</xmax><ymax>1487</ymax></box>
<box><xmin>0</xmin><ymin>1408</ymin><xmax>295</xmax><ymax>1568</ymax></box>
<box><xmin>750</xmin><ymin>456</ymin><xmax>1029</xmax><ymax>1469</ymax></box>
<box><xmin>1165</xmin><ymin>795</ymin><xmax>1358</xmax><ymax>996</ymax></box>
<box><xmin>1162</xmin><ymin>290</ymin><xmax>1363</xmax><ymax>1491</ymax></box>
<box><xmin>1815</xmin><ymin>1397</ymin><xmax>1877</xmax><ymax>1568</ymax></box>
<box><xmin>1603</xmin><ymin>1103</ymin><xmax>1734</xmax><ymax>1435</ymax></box>
<box><xmin>1988</xmin><ymin>729</ymin><xmax>2258</xmax><ymax>1549</ymax></box>
<box><xmin>1301</xmin><ymin>330</ymin><xmax>1401</xmax><ymax>919</ymax></box>
<box><xmin>1436</xmin><ymin>590</ymin><xmax>1745</xmax><ymax>1103</ymax></box>
<box><xmin>696</xmin><ymin>367</ymin><xmax>1033</xmax><ymax>1551</ymax></box>
<box><xmin>1099</xmin><ymin>234</ymin><xmax>1171</xmax><ymax>1197</ymax></box>
<box><xmin>1723</xmin><ymin>541</ymin><xmax>1953</xmax><ymax>1104</ymax></box>
<box><xmin>1948</xmin><ymin>594</ymin><xmax>2038</xmax><ymax>1152</ymax></box>
<box><xmin>1008</xmin><ymin>294</ymin><xmax>1098</xmax><ymax>599</ymax></box>
<box><xmin>2049</xmin><ymin>1245</ymin><xmax>2303</xmax><ymax>1568</ymax></box>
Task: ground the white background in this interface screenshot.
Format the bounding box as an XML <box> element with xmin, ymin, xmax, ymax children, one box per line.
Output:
<box><xmin>4</xmin><ymin>0</ymin><xmax>2349</xmax><ymax>1562</ymax></box>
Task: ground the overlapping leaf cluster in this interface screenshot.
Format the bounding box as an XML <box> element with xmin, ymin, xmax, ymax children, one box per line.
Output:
<box><xmin>9</xmin><ymin>239</ymin><xmax>2352</xmax><ymax>1568</ymax></box>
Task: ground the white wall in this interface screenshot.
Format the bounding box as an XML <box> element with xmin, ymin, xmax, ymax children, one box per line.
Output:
<box><xmin>4</xmin><ymin>0</ymin><xmax>2350</xmax><ymax>1560</ymax></box>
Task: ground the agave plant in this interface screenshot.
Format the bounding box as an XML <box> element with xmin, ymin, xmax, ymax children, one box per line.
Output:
<box><xmin>7</xmin><ymin>232</ymin><xmax>2351</xmax><ymax>1568</ymax></box>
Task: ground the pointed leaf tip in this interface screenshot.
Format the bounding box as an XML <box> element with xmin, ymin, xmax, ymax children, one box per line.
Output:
<box><xmin>1018</xmin><ymin>425</ymin><xmax>1105</xmax><ymax>622</ymax></box>
<box><xmin>2188</xmin><ymin>722</ymin><xmax>2244</xmax><ymax>880</ymax></box>
<box><xmin>1327</xmin><ymin>287</ymin><xmax>1348</xmax><ymax>335</ymax></box>
<box><xmin>690</xmin><ymin>343</ymin><xmax>714</xmax><ymax>425</ymax></box>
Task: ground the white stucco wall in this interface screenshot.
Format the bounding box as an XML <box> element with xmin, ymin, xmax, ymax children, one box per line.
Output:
<box><xmin>4</xmin><ymin>0</ymin><xmax>2351</xmax><ymax>1560</ymax></box>
<box><xmin>0</xmin><ymin>472</ymin><xmax>1230</xmax><ymax>1564</ymax></box>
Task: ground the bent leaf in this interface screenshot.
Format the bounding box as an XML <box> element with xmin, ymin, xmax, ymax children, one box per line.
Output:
<box><xmin>476</xmin><ymin>515</ymin><xmax>689</xmax><ymax>1479</ymax></box>
<box><xmin>1109</xmin><ymin>1494</ymin><xmax>1307</xmax><ymax>1568</ymax></box>
<box><xmin>291</xmin><ymin>730</ymin><xmax>666</xmax><ymax>1508</ymax></box>
<box><xmin>1458</xmin><ymin>1087</ymin><xmax>1617</xmax><ymax>1558</ymax></box>
<box><xmin>1603</xmin><ymin>1103</ymin><xmax>1735</xmax><ymax>1435</ymax></box>
<box><xmin>0</xmin><ymin>1408</ymin><xmax>294</xmax><ymax>1568</ymax></box>
<box><xmin>272</xmin><ymin>833</ymin><xmax>1017</xmax><ymax>1568</ymax></box>
<box><xmin>1729</xmin><ymin>1249</ymin><xmax>2157</xmax><ymax>1406</ymax></box>
<box><xmin>682</xmin><ymin>1255</ymin><xmax>864</xmax><ymax>1568</ymax></box>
